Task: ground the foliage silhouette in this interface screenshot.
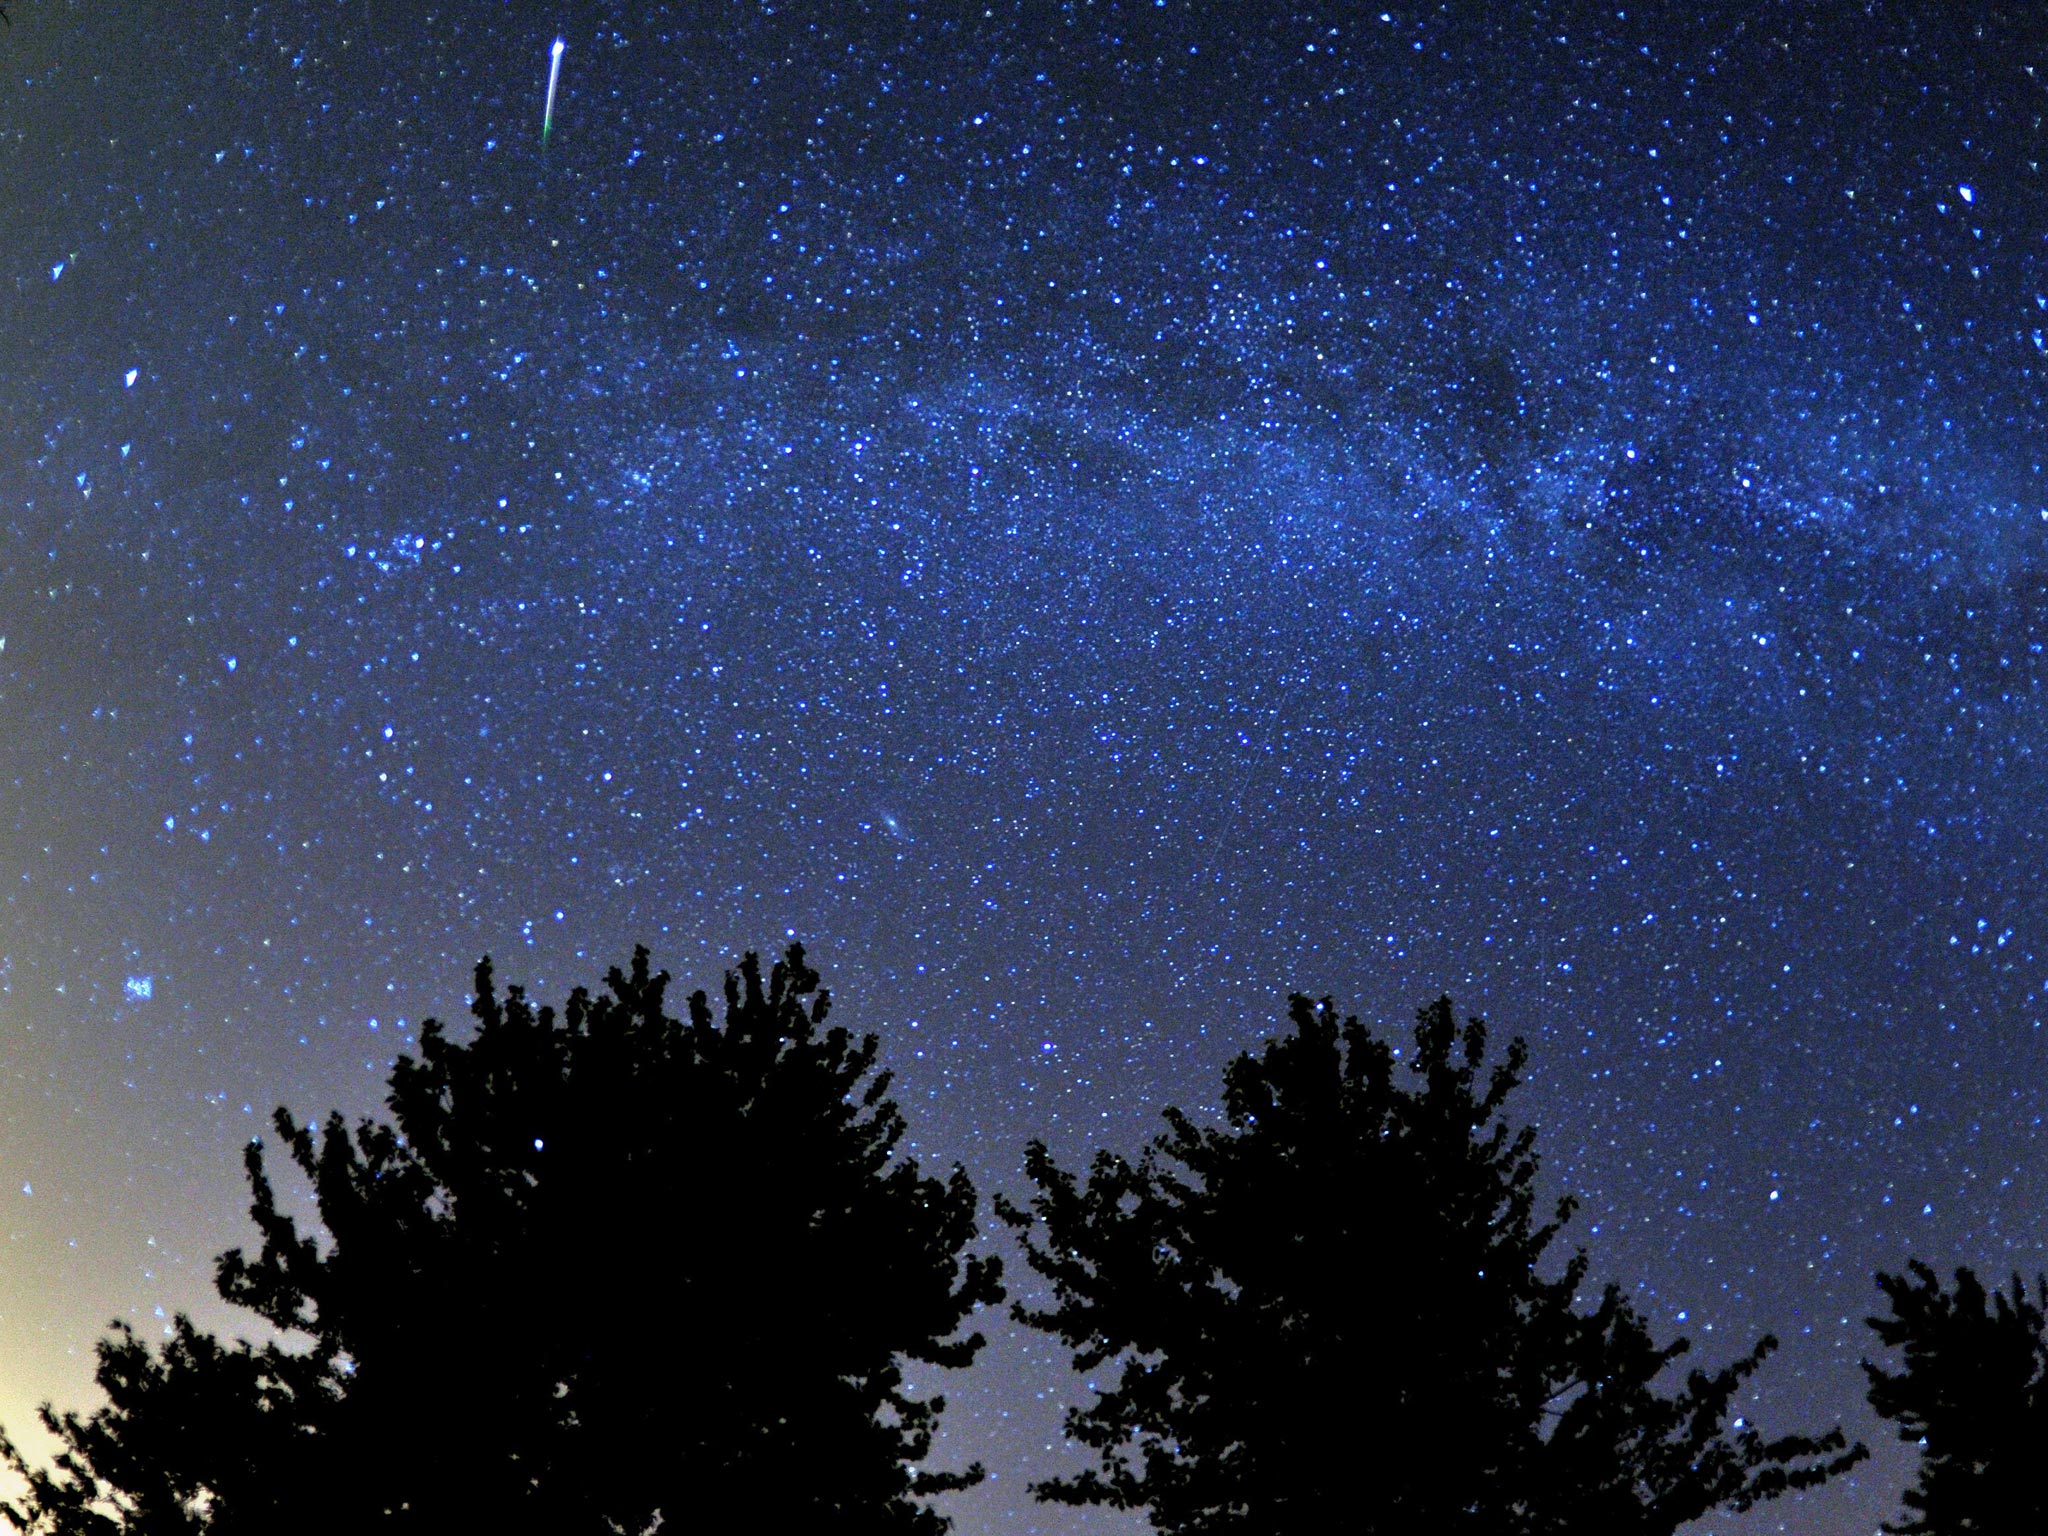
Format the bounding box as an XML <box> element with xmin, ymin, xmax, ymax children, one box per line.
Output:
<box><xmin>999</xmin><ymin>994</ymin><xmax>1864</xmax><ymax>1534</ymax></box>
<box><xmin>0</xmin><ymin>944</ymin><xmax>1001</xmax><ymax>1535</ymax></box>
<box><xmin>1864</xmin><ymin>1260</ymin><xmax>2048</xmax><ymax>1533</ymax></box>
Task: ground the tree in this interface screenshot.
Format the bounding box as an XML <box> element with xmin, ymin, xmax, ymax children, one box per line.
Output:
<box><xmin>1864</xmin><ymin>1261</ymin><xmax>2048</xmax><ymax>1533</ymax></box>
<box><xmin>999</xmin><ymin>994</ymin><xmax>1863</xmax><ymax>1534</ymax></box>
<box><xmin>0</xmin><ymin>944</ymin><xmax>1002</xmax><ymax>1535</ymax></box>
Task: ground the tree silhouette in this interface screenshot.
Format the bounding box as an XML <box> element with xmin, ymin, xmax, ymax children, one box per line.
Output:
<box><xmin>1864</xmin><ymin>1260</ymin><xmax>2048</xmax><ymax>1533</ymax></box>
<box><xmin>0</xmin><ymin>944</ymin><xmax>1001</xmax><ymax>1535</ymax></box>
<box><xmin>1000</xmin><ymin>994</ymin><xmax>1863</xmax><ymax>1534</ymax></box>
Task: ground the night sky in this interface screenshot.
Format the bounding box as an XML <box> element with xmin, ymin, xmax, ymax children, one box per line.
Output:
<box><xmin>0</xmin><ymin>2</ymin><xmax>2044</xmax><ymax>1530</ymax></box>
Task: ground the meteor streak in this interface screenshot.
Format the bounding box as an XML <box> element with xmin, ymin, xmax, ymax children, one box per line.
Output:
<box><xmin>542</xmin><ymin>37</ymin><xmax>565</xmax><ymax>146</ymax></box>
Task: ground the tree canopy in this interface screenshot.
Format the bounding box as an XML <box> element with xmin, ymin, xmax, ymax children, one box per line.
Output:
<box><xmin>1000</xmin><ymin>993</ymin><xmax>1864</xmax><ymax>1534</ymax></box>
<box><xmin>0</xmin><ymin>944</ymin><xmax>1002</xmax><ymax>1536</ymax></box>
<box><xmin>1864</xmin><ymin>1261</ymin><xmax>2048</xmax><ymax>1534</ymax></box>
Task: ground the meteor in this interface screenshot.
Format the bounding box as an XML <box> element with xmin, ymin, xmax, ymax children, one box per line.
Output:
<box><xmin>542</xmin><ymin>36</ymin><xmax>565</xmax><ymax>146</ymax></box>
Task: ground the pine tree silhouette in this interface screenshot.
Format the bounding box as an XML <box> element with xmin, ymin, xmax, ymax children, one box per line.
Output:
<box><xmin>1865</xmin><ymin>1260</ymin><xmax>2048</xmax><ymax>1533</ymax></box>
<box><xmin>999</xmin><ymin>994</ymin><xmax>1863</xmax><ymax>1534</ymax></box>
<box><xmin>0</xmin><ymin>945</ymin><xmax>1001</xmax><ymax>1535</ymax></box>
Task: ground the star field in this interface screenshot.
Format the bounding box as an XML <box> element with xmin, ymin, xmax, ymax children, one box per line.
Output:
<box><xmin>1</xmin><ymin>3</ymin><xmax>2045</xmax><ymax>1531</ymax></box>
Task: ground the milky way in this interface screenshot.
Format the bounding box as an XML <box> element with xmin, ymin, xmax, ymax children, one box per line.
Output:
<box><xmin>1</xmin><ymin>4</ymin><xmax>2044</xmax><ymax>1530</ymax></box>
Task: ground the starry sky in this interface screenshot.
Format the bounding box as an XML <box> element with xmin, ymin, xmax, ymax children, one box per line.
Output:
<box><xmin>0</xmin><ymin>1</ymin><xmax>2044</xmax><ymax>1530</ymax></box>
